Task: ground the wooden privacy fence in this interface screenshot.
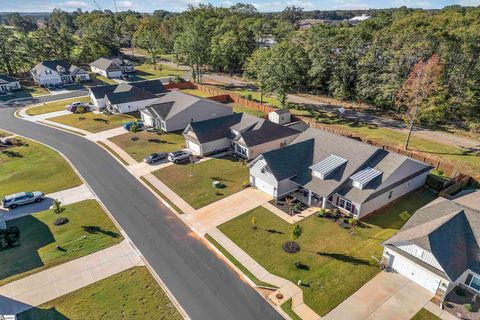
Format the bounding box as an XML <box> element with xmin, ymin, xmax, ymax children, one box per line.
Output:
<box><xmin>439</xmin><ymin>175</ymin><xmax>478</xmax><ymax>199</ymax></box>
<box><xmin>167</xmin><ymin>81</ymin><xmax>478</xmax><ymax>183</ymax></box>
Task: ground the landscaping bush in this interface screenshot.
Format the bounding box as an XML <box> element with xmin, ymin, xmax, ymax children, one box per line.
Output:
<box><xmin>464</xmin><ymin>303</ymin><xmax>473</xmax><ymax>312</ymax></box>
<box><xmin>282</xmin><ymin>241</ymin><xmax>300</xmax><ymax>254</ymax></box>
<box><xmin>53</xmin><ymin>217</ymin><xmax>70</xmax><ymax>226</ymax></box>
<box><xmin>348</xmin><ymin>217</ymin><xmax>357</xmax><ymax>225</ymax></box>
<box><xmin>75</xmin><ymin>106</ymin><xmax>86</xmax><ymax>114</ymax></box>
<box><xmin>0</xmin><ymin>226</ymin><xmax>20</xmax><ymax>250</ymax></box>
<box><xmin>53</xmin><ymin>199</ymin><xmax>64</xmax><ymax>214</ymax></box>
<box><xmin>242</xmin><ymin>180</ymin><xmax>251</xmax><ymax>188</ymax></box>
<box><xmin>316</xmin><ymin>208</ymin><xmax>327</xmax><ymax>218</ymax></box>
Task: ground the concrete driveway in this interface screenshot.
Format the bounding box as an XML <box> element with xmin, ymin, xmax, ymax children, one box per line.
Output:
<box><xmin>324</xmin><ymin>271</ymin><xmax>434</xmax><ymax>320</ymax></box>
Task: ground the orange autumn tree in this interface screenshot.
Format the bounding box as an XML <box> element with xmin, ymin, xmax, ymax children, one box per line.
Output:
<box><xmin>395</xmin><ymin>54</ymin><xmax>443</xmax><ymax>150</ymax></box>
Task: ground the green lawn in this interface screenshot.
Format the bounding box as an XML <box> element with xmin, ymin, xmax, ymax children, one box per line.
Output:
<box><xmin>26</xmin><ymin>96</ymin><xmax>91</xmax><ymax>116</ymax></box>
<box><xmin>153</xmin><ymin>156</ymin><xmax>249</xmax><ymax>209</ymax></box>
<box><xmin>133</xmin><ymin>63</ymin><xmax>185</xmax><ymax>80</ymax></box>
<box><xmin>233</xmin><ymin>103</ymin><xmax>266</xmax><ymax>117</ymax></box>
<box><xmin>296</xmin><ymin>109</ymin><xmax>480</xmax><ymax>176</ymax></box>
<box><xmin>217</xmin><ymin>188</ymin><xmax>437</xmax><ymax>316</ymax></box>
<box><xmin>207</xmin><ymin>84</ymin><xmax>281</xmax><ymax>107</ymax></box>
<box><xmin>0</xmin><ymin>200</ymin><xmax>123</xmax><ymax>286</ymax></box>
<box><xmin>181</xmin><ymin>89</ymin><xmax>211</xmax><ymax>98</ymax></box>
<box><xmin>50</xmin><ymin>112</ymin><xmax>138</xmax><ymax>133</ymax></box>
<box><xmin>0</xmin><ymin>86</ymin><xmax>49</xmax><ymax>102</ymax></box>
<box><xmin>411</xmin><ymin>308</ymin><xmax>441</xmax><ymax>320</ymax></box>
<box><xmin>0</xmin><ymin>138</ymin><xmax>81</xmax><ymax>196</ymax></box>
<box><xmin>18</xmin><ymin>267</ymin><xmax>182</xmax><ymax>320</ymax></box>
<box><xmin>281</xmin><ymin>299</ymin><xmax>302</xmax><ymax>320</ymax></box>
<box><xmin>89</xmin><ymin>73</ymin><xmax>117</xmax><ymax>85</ymax></box>
<box><xmin>109</xmin><ymin>131</ymin><xmax>185</xmax><ymax>162</ymax></box>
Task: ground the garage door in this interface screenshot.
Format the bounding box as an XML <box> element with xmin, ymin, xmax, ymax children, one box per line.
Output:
<box><xmin>107</xmin><ymin>70</ymin><xmax>122</xmax><ymax>78</ymax></box>
<box><xmin>391</xmin><ymin>255</ymin><xmax>441</xmax><ymax>292</ymax></box>
<box><xmin>253</xmin><ymin>177</ymin><xmax>275</xmax><ymax>197</ymax></box>
<box><xmin>188</xmin><ymin>140</ymin><xmax>201</xmax><ymax>154</ymax></box>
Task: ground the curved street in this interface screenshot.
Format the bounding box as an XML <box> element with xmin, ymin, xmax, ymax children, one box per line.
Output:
<box><xmin>0</xmin><ymin>105</ymin><xmax>282</xmax><ymax>320</ymax></box>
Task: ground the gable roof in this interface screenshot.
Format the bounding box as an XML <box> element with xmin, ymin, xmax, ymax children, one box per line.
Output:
<box><xmin>272</xmin><ymin>109</ymin><xmax>291</xmax><ymax>115</ymax></box>
<box><xmin>89</xmin><ymin>79</ymin><xmax>166</xmax><ymax>100</ymax></box>
<box><xmin>90</xmin><ymin>57</ymin><xmax>123</xmax><ymax>71</ymax></box>
<box><xmin>31</xmin><ymin>60</ymin><xmax>87</xmax><ymax>76</ymax></box>
<box><xmin>106</xmin><ymin>83</ymin><xmax>158</xmax><ymax>104</ymax></box>
<box><xmin>237</xmin><ymin>120</ymin><xmax>300</xmax><ymax>147</ymax></box>
<box><xmin>384</xmin><ymin>191</ymin><xmax>480</xmax><ymax>281</ymax></box>
<box><xmin>143</xmin><ymin>91</ymin><xmax>231</xmax><ymax>121</ymax></box>
<box><xmin>0</xmin><ymin>75</ymin><xmax>18</xmax><ymax>84</ymax></box>
<box><xmin>131</xmin><ymin>79</ymin><xmax>167</xmax><ymax>95</ymax></box>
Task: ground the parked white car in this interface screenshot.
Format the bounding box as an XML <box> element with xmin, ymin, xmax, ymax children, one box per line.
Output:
<box><xmin>1</xmin><ymin>191</ymin><xmax>45</xmax><ymax>209</ymax></box>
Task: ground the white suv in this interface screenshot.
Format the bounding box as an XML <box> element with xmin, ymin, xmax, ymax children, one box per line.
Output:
<box><xmin>167</xmin><ymin>150</ymin><xmax>192</xmax><ymax>163</ymax></box>
<box><xmin>2</xmin><ymin>191</ymin><xmax>45</xmax><ymax>209</ymax></box>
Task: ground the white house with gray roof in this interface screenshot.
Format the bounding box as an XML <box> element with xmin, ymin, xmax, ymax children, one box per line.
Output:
<box><xmin>140</xmin><ymin>91</ymin><xmax>233</xmax><ymax>133</ymax></box>
<box><xmin>0</xmin><ymin>75</ymin><xmax>20</xmax><ymax>94</ymax></box>
<box><xmin>383</xmin><ymin>190</ymin><xmax>480</xmax><ymax>298</ymax></box>
<box><xmin>249</xmin><ymin>127</ymin><xmax>432</xmax><ymax>218</ymax></box>
<box><xmin>90</xmin><ymin>57</ymin><xmax>135</xmax><ymax>78</ymax></box>
<box><xmin>30</xmin><ymin>60</ymin><xmax>89</xmax><ymax>86</ymax></box>
<box><xmin>183</xmin><ymin>112</ymin><xmax>300</xmax><ymax>159</ymax></box>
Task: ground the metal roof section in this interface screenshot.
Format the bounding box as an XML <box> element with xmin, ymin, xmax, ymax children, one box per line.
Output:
<box><xmin>350</xmin><ymin>167</ymin><xmax>383</xmax><ymax>189</ymax></box>
<box><xmin>309</xmin><ymin>154</ymin><xmax>347</xmax><ymax>180</ymax></box>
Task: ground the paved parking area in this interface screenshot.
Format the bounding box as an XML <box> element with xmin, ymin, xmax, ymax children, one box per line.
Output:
<box><xmin>324</xmin><ymin>271</ymin><xmax>434</xmax><ymax>320</ymax></box>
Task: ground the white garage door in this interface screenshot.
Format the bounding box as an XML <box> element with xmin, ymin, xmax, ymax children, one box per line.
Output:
<box><xmin>107</xmin><ymin>70</ymin><xmax>122</xmax><ymax>78</ymax></box>
<box><xmin>188</xmin><ymin>140</ymin><xmax>201</xmax><ymax>154</ymax></box>
<box><xmin>391</xmin><ymin>255</ymin><xmax>441</xmax><ymax>292</ymax></box>
<box><xmin>253</xmin><ymin>177</ymin><xmax>275</xmax><ymax>197</ymax></box>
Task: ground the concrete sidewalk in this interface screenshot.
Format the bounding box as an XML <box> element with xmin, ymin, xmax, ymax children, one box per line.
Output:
<box><xmin>24</xmin><ymin>110</ymin><xmax>71</xmax><ymax>121</ymax></box>
<box><xmin>207</xmin><ymin>228</ymin><xmax>321</xmax><ymax>320</ymax></box>
<box><xmin>0</xmin><ymin>184</ymin><xmax>95</xmax><ymax>221</ymax></box>
<box><xmin>98</xmin><ymin>139</ymin><xmax>138</xmax><ymax>165</ymax></box>
<box><xmin>0</xmin><ymin>240</ymin><xmax>143</xmax><ymax>315</ymax></box>
<box><xmin>86</xmin><ymin>127</ymin><xmax>128</xmax><ymax>142</ymax></box>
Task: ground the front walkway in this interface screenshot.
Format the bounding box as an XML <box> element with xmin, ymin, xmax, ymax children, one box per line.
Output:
<box><xmin>324</xmin><ymin>271</ymin><xmax>434</xmax><ymax>320</ymax></box>
<box><xmin>85</xmin><ymin>127</ymin><xmax>128</xmax><ymax>142</ymax></box>
<box><xmin>0</xmin><ymin>184</ymin><xmax>95</xmax><ymax>222</ymax></box>
<box><xmin>185</xmin><ymin>188</ymin><xmax>272</xmax><ymax>235</ymax></box>
<box><xmin>0</xmin><ymin>240</ymin><xmax>143</xmax><ymax>315</ymax></box>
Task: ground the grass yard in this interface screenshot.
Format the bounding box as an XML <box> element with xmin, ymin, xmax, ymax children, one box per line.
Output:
<box><xmin>217</xmin><ymin>188</ymin><xmax>437</xmax><ymax>316</ymax></box>
<box><xmin>0</xmin><ymin>86</ymin><xmax>49</xmax><ymax>102</ymax></box>
<box><xmin>232</xmin><ymin>103</ymin><xmax>266</xmax><ymax>117</ymax></box>
<box><xmin>281</xmin><ymin>299</ymin><xmax>302</xmax><ymax>320</ymax></box>
<box><xmin>0</xmin><ymin>138</ymin><xmax>81</xmax><ymax>196</ymax></box>
<box><xmin>153</xmin><ymin>156</ymin><xmax>249</xmax><ymax>209</ymax></box>
<box><xmin>181</xmin><ymin>88</ymin><xmax>211</xmax><ymax>98</ymax></box>
<box><xmin>18</xmin><ymin>267</ymin><xmax>182</xmax><ymax>320</ymax></box>
<box><xmin>50</xmin><ymin>112</ymin><xmax>138</xmax><ymax>133</ymax></box>
<box><xmin>0</xmin><ymin>200</ymin><xmax>123</xmax><ymax>286</ymax></box>
<box><xmin>88</xmin><ymin>73</ymin><xmax>117</xmax><ymax>85</ymax></box>
<box><xmin>207</xmin><ymin>84</ymin><xmax>281</xmax><ymax>107</ymax></box>
<box><xmin>411</xmin><ymin>308</ymin><xmax>441</xmax><ymax>320</ymax></box>
<box><xmin>134</xmin><ymin>63</ymin><xmax>185</xmax><ymax>80</ymax></box>
<box><xmin>26</xmin><ymin>96</ymin><xmax>91</xmax><ymax>116</ymax></box>
<box><xmin>109</xmin><ymin>131</ymin><xmax>185</xmax><ymax>162</ymax></box>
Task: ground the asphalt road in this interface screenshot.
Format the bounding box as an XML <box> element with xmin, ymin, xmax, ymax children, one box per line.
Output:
<box><xmin>0</xmin><ymin>106</ymin><xmax>282</xmax><ymax>320</ymax></box>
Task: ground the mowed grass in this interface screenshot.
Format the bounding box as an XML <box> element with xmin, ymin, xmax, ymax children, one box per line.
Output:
<box><xmin>153</xmin><ymin>156</ymin><xmax>249</xmax><ymax>209</ymax></box>
<box><xmin>206</xmin><ymin>84</ymin><xmax>281</xmax><ymax>107</ymax></box>
<box><xmin>0</xmin><ymin>85</ymin><xmax>49</xmax><ymax>102</ymax></box>
<box><xmin>411</xmin><ymin>308</ymin><xmax>441</xmax><ymax>320</ymax></box>
<box><xmin>50</xmin><ymin>112</ymin><xmax>137</xmax><ymax>133</ymax></box>
<box><xmin>218</xmin><ymin>188</ymin><xmax>437</xmax><ymax>316</ymax></box>
<box><xmin>232</xmin><ymin>103</ymin><xmax>266</xmax><ymax>117</ymax></box>
<box><xmin>134</xmin><ymin>63</ymin><xmax>185</xmax><ymax>80</ymax></box>
<box><xmin>0</xmin><ymin>200</ymin><xmax>123</xmax><ymax>286</ymax></box>
<box><xmin>26</xmin><ymin>96</ymin><xmax>91</xmax><ymax>116</ymax></box>
<box><xmin>181</xmin><ymin>89</ymin><xmax>211</xmax><ymax>98</ymax></box>
<box><xmin>0</xmin><ymin>138</ymin><xmax>81</xmax><ymax>196</ymax></box>
<box><xmin>18</xmin><ymin>267</ymin><xmax>182</xmax><ymax>320</ymax></box>
<box><xmin>109</xmin><ymin>131</ymin><xmax>185</xmax><ymax>162</ymax></box>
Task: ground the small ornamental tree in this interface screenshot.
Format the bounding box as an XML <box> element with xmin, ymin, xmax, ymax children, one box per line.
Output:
<box><xmin>289</xmin><ymin>223</ymin><xmax>303</xmax><ymax>242</ymax></box>
<box><xmin>53</xmin><ymin>199</ymin><xmax>63</xmax><ymax>214</ymax></box>
<box><xmin>130</xmin><ymin>122</ymin><xmax>139</xmax><ymax>133</ymax></box>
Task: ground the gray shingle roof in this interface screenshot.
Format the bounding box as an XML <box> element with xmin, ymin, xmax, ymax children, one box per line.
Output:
<box><xmin>0</xmin><ymin>74</ymin><xmax>17</xmax><ymax>84</ymax></box>
<box><xmin>89</xmin><ymin>57</ymin><xmax>122</xmax><ymax>71</ymax></box>
<box><xmin>89</xmin><ymin>79</ymin><xmax>166</xmax><ymax>101</ymax></box>
<box><xmin>238</xmin><ymin>121</ymin><xmax>300</xmax><ymax>147</ymax></box>
<box><xmin>384</xmin><ymin>191</ymin><xmax>480</xmax><ymax>281</ymax></box>
<box><xmin>106</xmin><ymin>84</ymin><xmax>158</xmax><ymax>104</ymax></box>
<box><xmin>31</xmin><ymin>60</ymin><xmax>87</xmax><ymax>76</ymax></box>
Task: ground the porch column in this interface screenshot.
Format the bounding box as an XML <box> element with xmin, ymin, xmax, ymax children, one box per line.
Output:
<box><xmin>308</xmin><ymin>190</ymin><xmax>312</xmax><ymax>206</ymax></box>
<box><xmin>322</xmin><ymin>197</ymin><xmax>327</xmax><ymax>209</ymax></box>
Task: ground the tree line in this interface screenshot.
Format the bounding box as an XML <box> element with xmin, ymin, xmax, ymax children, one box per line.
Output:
<box><xmin>0</xmin><ymin>5</ymin><xmax>479</xmax><ymax>129</ymax></box>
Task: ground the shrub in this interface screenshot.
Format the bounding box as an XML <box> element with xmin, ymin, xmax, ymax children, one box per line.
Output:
<box><xmin>464</xmin><ymin>303</ymin><xmax>473</xmax><ymax>312</ymax></box>
<box><xmin>289</xmin><ymin>223</ymin><xmax>303</xmax><ymax>241</ymax></box>
<box><xmin>242</xmin><ymin>181</ymin><xmax>251</xmax><ymax>188</ymax></box>
<box><xmin>0</xmin><ymin>226</ymin><xmax>20</xmax><ymax>249</ymax></box>
<box><xmin>52</xmin><ymin>199</ymin><xmax>63</xmax><ymax>214</ymax></box>
<box><xmin>348</xmin><ymin>217</ymin><xmax>357</xmax><ymax>225</ymax></box>
<box><xmin>53</xmin><ymin>217</ymin><xmax>69</xmax><ymax>226</ymax></box>
<box><xmin>75</xmin><ymin>106</ymin><xmax>86</xmax><ymax>114</ymax></box>
<box><xmin>316</xmin><ymin>208</ymin><xmax>327</xmax><ymax>218</ymax></box>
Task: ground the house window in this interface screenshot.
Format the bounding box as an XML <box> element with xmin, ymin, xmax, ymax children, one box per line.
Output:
<box><xmin>388</xmin><ymin>190</ymin><xmax>394</xmax><ymax>199</ymax></box>
<box><xmin>337</xmin><ymin>197</ymin><xmax>353</xmax><ymax>213</ymax></box>
<box><xmin>236</xmin><ymin>145</ymin><xmax>248</xmax><ymax>157</ymax></box>
<box><xmin>469</xmin><ymin>275</ymin><xmax>480</xmax><ymax>292</ymax></box>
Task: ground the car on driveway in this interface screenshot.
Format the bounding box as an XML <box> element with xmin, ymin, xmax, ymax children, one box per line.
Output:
<box><xmin>123</xmin><ymin>121</ymin><xmax>144</xmax><ymax>131</ymax></box>
<box><xmin>144</xmin><ymin>152</ymin><xmax>168</xmax><ymax>164</ymax></box>
<box><xmin>1</xmin><ymin>191</ymin><xmax>45</xmax><ymax>209</ymax></box>
<box><xmin>168</xmin><ymin>150</ymin><xmax>192</xmax><ymax>163</ymax></box>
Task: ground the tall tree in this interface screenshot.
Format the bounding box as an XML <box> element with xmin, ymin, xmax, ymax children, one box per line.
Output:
<box><xmin>133</xmin><ymin>19</ymin><xmax>165</xmax><ymax>69</ymax></box>
<box><xmin>0</xmin><ymin>26</ymin><xmax>18</xmax><ymax>75</ymax></box>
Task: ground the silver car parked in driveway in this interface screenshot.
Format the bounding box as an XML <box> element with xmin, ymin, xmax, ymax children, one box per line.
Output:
<box><xmin>1</xmin><ymin>191</ymin><xmax>45</xmax><ymax>209</ymax></box>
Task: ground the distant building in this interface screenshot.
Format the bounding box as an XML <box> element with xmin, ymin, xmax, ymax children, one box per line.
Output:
<box><xmin>348</xmin><ymin>14</ymin><xmax>371</xmax><ymax>22</ymax></box>
<box><xmin>90</xmin><ymin>57</ymin><xmax>135</xmax><ymax>79</ymax></box>
<box><xmin>0</xmin><ymin>75</ymin><xmax>21</xmax><ymax>94</ymax></box>
<box><xmin>258</xmin><ymin>35</ymin><xmax>276</xmax><ymax>49</ymax></box>
<box><xmin>30</xmin><ymin>60</ymin><xmax>90</xmax><ymax>87</ymax></box>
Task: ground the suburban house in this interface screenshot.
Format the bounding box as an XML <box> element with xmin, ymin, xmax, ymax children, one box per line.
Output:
<box><xmin>30</xmin><ymin>60</ymin><xmax>90</xmax><ymax>86</ymax></box>
<box><xmin>268</xmin><ymin>109</ymin><xmax>291</xmax><ymax>125</ymax></box>
<box><xmin>0</xmin><ymin>75</ymin><xmax>21</xmax><ymax>94</ymax></box>
<box><xmin>183</xmin><ymin>112</ymin><xmax>300</xmax><ymax>159</ymax></box>
<box><xmin>140</xmin><ymin>91</ymin><xmax>233</xmax><ymax>133</ymax></box>
<box><xmin>383</xmin><ymin>190</ymin><xmax>480</xmax><ymax>300</ymax></box>
<box><xmin>249</xmin><ymin>128</ymin><xmax>432</xmax><ymax>218</ymax></box>
<box><xmin>89</xmin><ymin>79</ymin><xmax>167</xmax><ymax>111</ymax></box>
<box><xmin>90</xmin><ymin>57</ymin><xmax>135</xmax><ymax>78</ymax></box>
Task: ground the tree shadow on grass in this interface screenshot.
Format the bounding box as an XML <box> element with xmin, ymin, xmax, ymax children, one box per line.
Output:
<box><xmin>0</xmin><ymin>216</ymin><xmax>54</xmax><ymax>283</ymax></box>
<box><xmin>81</xmin><ymin>226</ymin><xmax>120</xmax><ymax>238</ymax></box>
<box><xmin>148</xmin><ymin>138</ymin><xmax>175</xmax><ymax>144</ymax></box>
<box><xmin>93</xmin><ymin>118</ymin><xmax>108</xmax><ymax>124</ymax></box>
<box><xmin>2</xmin><ymin>150</ymin><xmax>23</xmax><ymax>158</ymax></box>
<box><xmin>17</xmin><ymin>306</ymin><xmax>70</xmax><ymax>320</ymax></box>
<box><xmin>316</xmin><ymin>252</ymin><xmax>372</xmax><ymax>266</ymax></box>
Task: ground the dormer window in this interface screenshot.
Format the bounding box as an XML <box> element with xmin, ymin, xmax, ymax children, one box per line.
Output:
<box><xmin>309</xmin><ymin>155</ymin><xmax>347</xmax><ymax>180</ymax></box>
<box><xmin>350</xmin><ymin>167</ymin><xmax>382</xmax><ymax>189</ymax></box>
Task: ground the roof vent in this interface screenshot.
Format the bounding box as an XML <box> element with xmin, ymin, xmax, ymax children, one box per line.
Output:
<box><xmin>350</xmin><ymin>167</ymin><xmax>382</xmax><ymax>189</ymax></box>
<box><xmin>309</xmin><ymin>155</ymin><xmax>347</xmax><ymax>180</ymax></box>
